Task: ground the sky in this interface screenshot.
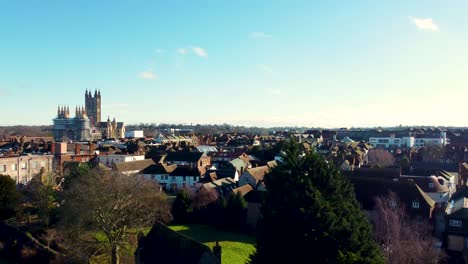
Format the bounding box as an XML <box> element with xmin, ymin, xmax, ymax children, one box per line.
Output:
<box><xmin>1</xmin><ymin>0</ymin><xmax>467</xmax><ymax>128</ymax></box>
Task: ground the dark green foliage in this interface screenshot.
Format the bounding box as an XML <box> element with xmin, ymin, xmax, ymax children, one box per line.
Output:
<box><xmin>223</xmin><ymin>192</ymin><xmax>248</xmax><ymax>231</ymax></box>
<box><xmin>249</xmin><ymin>139</ymin><xmax>384</xmax><ymax>264</ymax></box>
<box><xmin>0</xmin><ymin>175</ymin><xmax>19</xmax><ymax>220</ymax></box>
<box><xmin>33</xmin><ymin>185</ymin><xmax>56</xmax><ymax>226</ymax></box>
<box><xmin>61</xmin><ymin>163</ymin><xmax>93</xmax><ymax>190</ymax></box>
<box><xmin>172</xmin><ymin>189</ymin><xmax>193</xmax><ymax>223</ymax></box>
<box><xmin>400</xmin><ymin>156</ymin><xmax>411</xmax><ymax>174</ymax></box>
<box><xmin>249</xmin><ymin>140</ymin><xmax>287</xmax><ymax>162</ymax></box>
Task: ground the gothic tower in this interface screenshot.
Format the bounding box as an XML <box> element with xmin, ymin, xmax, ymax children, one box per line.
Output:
<box><xmin>85</xmin><ymin>89</ymin><xmax>101</xmax><ymax>127</ymax></box>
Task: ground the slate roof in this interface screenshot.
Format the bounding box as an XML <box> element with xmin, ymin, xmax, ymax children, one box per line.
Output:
<box><xmin>400</xmin><ymin>175</ymin><xmax>449</xmax><ymax>193</ymax></box>
<box><xmin>350</xmin><ymin>176</ymin><xmax>435</xmax><ymax>213</ymax></box>
<box><xmin>165</xmin><ymin>151</ymin><xmax>204</xmax><ymax>163</ymax></box>
<box><xmin>113</xmin><ymin>159</ymin><xmax>155</xmax><ymax>173</ymax></box>
<box><xmin>142</xmin><ymin>163</ymin><xmax>177</xmax><ymax>174</ymax></box>
<box><xmin>446</xmin><ymin>198</ymin><xmax>468</xmax><ymax>219</ymax></box>
<box><xmin>170</xmin><ymin>167</ymin><xmax>200</xmax><ymax>177</ymax></box>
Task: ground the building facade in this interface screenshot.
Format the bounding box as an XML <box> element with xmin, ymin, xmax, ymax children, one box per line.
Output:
<box><xmin>53</xmin><ymin>106</ymin><xmax>92</xmax><ymax>142</ymax></box>
<box><xmin>0</xmin><ymin>154</ymin><xmax>54</xmax><ymax>184</ymax></box>
<box><xmin>98</xmin><ymin>117</ymin><xmax>125</xmax><ymax>139</ymax></box>
<box><xmin>53</xmin><ymin>90</ymin><xmax>126</xmax><ymax>141</ymax></box>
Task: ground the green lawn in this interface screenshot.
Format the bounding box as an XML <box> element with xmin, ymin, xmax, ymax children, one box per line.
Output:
<box><xmin>169</xmin><ymin>224</ymin><xmax>256</xmax><ymax>264</ymax></box>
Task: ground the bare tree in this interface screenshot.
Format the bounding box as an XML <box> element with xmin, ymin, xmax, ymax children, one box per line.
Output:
<box><xmin>60</xmin><ymin>170</ymin><xmax>172</xmax><ymax>264</ymax></box>
<box><xmin>372</xmin><ymin>192</ymin><xmax>445</xmax><ymax>264</ymax></box>
<box><xmin>192</xmin><ymin>187</ymin><xmax>218</xmax><ymax>209</ymax></box>
<box><xmin>367</xmin><ymin>148</ymin><xmax>395</xmax><ymax>168</ymax></box>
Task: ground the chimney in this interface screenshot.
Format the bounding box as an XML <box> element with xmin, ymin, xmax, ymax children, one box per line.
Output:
<box><xmin>51</xmin><ymin>142</ymin><xmax>56</xmax><ymax>155</ymax></box>
<box><xmin>75</xmin><ymin>143</ymin><xmax>81</xmax><ymax>155</ymax></box>
<box><xmin>213</xmin><ymin>241</ymin><xmax>221</xmax><ymax>264</ymax></box>
<box><xmin>89</xmin><ymin>142</ymin><xmax>96</xmax><ymax>154</ymax></box>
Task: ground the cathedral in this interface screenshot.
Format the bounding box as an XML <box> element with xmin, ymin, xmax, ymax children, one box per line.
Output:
<box><xmin>52</xmin><ymin>90</ymin><xmax>125</xmax><ymax>142</ymax></box>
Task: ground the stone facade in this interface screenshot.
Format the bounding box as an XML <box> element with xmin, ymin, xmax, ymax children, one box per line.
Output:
<box><xmin>98</xmin><ymin>117</ymin><xmax>125</xmax><ymax>139</ymax></box>
<box><xmin>85</xmin><ymin>89</ymin><xmax>101</xmax><ymax>127</ymax></box>
<box><xmin>53</xmin><ymin>106</ymin><xmax>91</xmax><ymax>142</ymax></box>
<box><xmin>0</xmin><ymin>154</ymin><xmax>54</xmax><ymax>184</ymax></box>
<box><xmin>53</xmin><ymin>90</ymin><xmax>125</xmax><ymax>141</ymax></box>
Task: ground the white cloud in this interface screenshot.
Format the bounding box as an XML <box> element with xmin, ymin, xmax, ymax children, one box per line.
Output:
<box><xmin>409</xmin><ymin>17</ymin><xmax>439</xmax><ymax>31</ymax></box>
<box><xmin>191</xmin><ymin>47</ymin><xmax>208</xmax><ymax>57</ymax></box>
<box><xmin>177</xmin><ymin>48</ymin><xmax>188</xmax><ymax>55</ymax></box>
<box><xmin>139</xmin><ymin>70</ymin><xmax>158</xmax><ymax>80</ymax></box>
<box><xmin>250</xmin><ymin>32</ymin><xmax>272</xmax><ymax>39</ymax></box>
<box><xmin>155</xmin><ymin>48</ymin><xmax>166</xmax><ymax>54</ymax></box>
<box><xmin>259</xmin><ymin>64</ymin><xmax>273</xmax><ymax>73</ymax></box>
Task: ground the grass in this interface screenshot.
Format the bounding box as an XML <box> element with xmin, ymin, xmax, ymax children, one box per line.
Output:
<box><xmin>169</xmin><ymin>224</ymin><xmax>256</xmax><ymax>264</ymax></box>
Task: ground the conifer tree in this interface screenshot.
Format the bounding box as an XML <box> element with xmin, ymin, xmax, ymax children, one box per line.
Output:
<box><xmin>249</xmin><ymin>139</ymin><xmax>384</xmax><ymax>264</ymax></box>
<box><xmin>172</xmin><ymin>188</ymin><xmax>193</xmax><ymax>223</ymax></box>
<box><xmin>224</xmin><ymin>192</ymin><xmax>248</xmax><ymax>230</ymax></box>
<box><xmin>0</xmin><ymin>175</ymin><xmax>18</xmax><ymax>220</ymax></box>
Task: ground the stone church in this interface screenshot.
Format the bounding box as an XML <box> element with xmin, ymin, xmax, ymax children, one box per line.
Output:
<box><xmin>53</xmin><ymin>90</ymin><xmax>125</xmax><ymax>142</ymax></box>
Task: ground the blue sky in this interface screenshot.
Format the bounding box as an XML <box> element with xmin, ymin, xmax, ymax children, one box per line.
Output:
<box><xmin>1</xmin><ymin>0</ymin><xmax>467</xmax><ymax>127</ymax></box>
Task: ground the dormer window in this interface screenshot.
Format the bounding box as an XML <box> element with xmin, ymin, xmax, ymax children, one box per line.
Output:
<box><xmin>412</xmin><ymin>202</ymin><xmax>420</xmax><ymax>209</ymax></box>
<box><xmin>389</xmin><ymin>200</ymin><xmax>397</xmax><ymax>208</ymax></box>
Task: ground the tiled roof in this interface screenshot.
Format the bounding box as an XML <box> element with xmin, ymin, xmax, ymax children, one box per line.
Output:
<box><xmin>246</xmin><ymin>166</ymin><xmax>271</xmax><ymax>182</ymax></box>
<box><xmin>232</xmin><ymin>184</ymin><xmax>254</xmax><ymax>196</ymax></box>
<box><xmin>142</xmin><ymin>163</ymin><xmax>176</xmax><ymax>174</ymax></box>
<box><xmin>170</xmin><ymin>167</ymin><xmax>200</xmax><ymax>177</ymax></box>
<box><xmin>165</xmin><ymin>151</ymin><xmax>204</xmax><ymax>163</ymax></box>
<box><xmin>113</xmin><ymin>159</ymin><xmax>155</xmax><ymax>173</ymax></box>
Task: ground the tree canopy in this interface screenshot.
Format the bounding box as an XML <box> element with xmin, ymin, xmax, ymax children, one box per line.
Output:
<box><xmin>59</xmin><ymin>169</ymin><xmax>172</xmax><ymax>264</ymax></box>
<box><xmin>0</xmin><ymin>175</ymin><xmax>19</xmax><ymax>220</ymax></box>
<box><xmin>250</xmin><ymin>139</ymin><xmax>384</xmax><ymax>264</ymax></box>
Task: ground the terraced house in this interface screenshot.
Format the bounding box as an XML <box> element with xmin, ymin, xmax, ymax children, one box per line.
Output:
<box><xmin>0</xmin><ymin>154</ymin><xmax>54</xmax><ymax>184</ymax></box>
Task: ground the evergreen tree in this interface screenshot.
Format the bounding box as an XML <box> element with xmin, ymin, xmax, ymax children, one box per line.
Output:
<box><xmin>224</xmin><ymin>192</ymin><xmax>248</xmax><ymax>230</ymax></box>
<box><xmin>172</xmin><ymin>189</ymin><xmax>193</xmax><ymax>223</ymax></box>
<box><xmin>0</xmin><ymin>175</ymin><xmax>19</xmax><ymax>220</ymax></box>
<box><xmin>249</xmin><ymin>139</ymin><xmax>384</xmax><ymax>264</ymax></box>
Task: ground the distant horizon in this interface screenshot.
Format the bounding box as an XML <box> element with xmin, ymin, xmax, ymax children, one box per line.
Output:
<box><xmin>1</xmin><ymin>1</ymin><xmax>468</xmax><ymax>127</ymax></box>
<box><xmin>1</xmin><ymin>123</ymin><xmax>467</xmax><ymax>131</ymax></box>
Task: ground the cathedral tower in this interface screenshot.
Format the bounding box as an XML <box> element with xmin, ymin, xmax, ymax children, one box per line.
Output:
<box><xmin>85</xmin><ymin>89</ymin><xmax>101</xmax><ymax>127</ymax></box>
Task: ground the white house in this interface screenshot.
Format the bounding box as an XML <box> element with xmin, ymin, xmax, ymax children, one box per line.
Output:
<box><xmin>125</xmin><ymin>130</ymin><xmax>144</xmax><ymax>139</ymax></box>
<box><xmin>369</xmin><ymin>136</ymin><xmax>415</xmax><ymax>149</ymax></box>
<box><xmin>142</xmin><ymin>164</ymin><xmax>199</xmax><ymax>192</ymax></box>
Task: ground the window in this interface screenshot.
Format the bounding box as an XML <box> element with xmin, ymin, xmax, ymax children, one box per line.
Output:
<box><xmin>31</xmin><ymin>161</ymin><xmax>37</xmax><ymax>169</ymax></box>
<box><xmin>450</xmin><ymin>220</ymin><xmax>462</xmax><ymax>227</ymax></box>
<box><xmin>429</xmin><ymin>183</ymin><xmax>434</xmax><ymax>189</ymax></box>
<box><xmin>0</xmin><ymin>165</ymin><xmax>5</xmax><ymax>172</ymax></box>
<box><xmin>11</xmin><ymin>164</ymin><xmax>17</xmax><ymax>171</ymax></box>
<box><xmin>412</xmin><ymin>202</ymin><xmax>420</xmax><ymax>209</ymax></box>
<box><xmin>389</xmin><ymin>200</ymin><xmax>397</xmax><ymax>208</ymax></box>
<box><xmin>21</xmin><ymin>163</ymin><xmax>27</xmax><ymax>170</ymax></box>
